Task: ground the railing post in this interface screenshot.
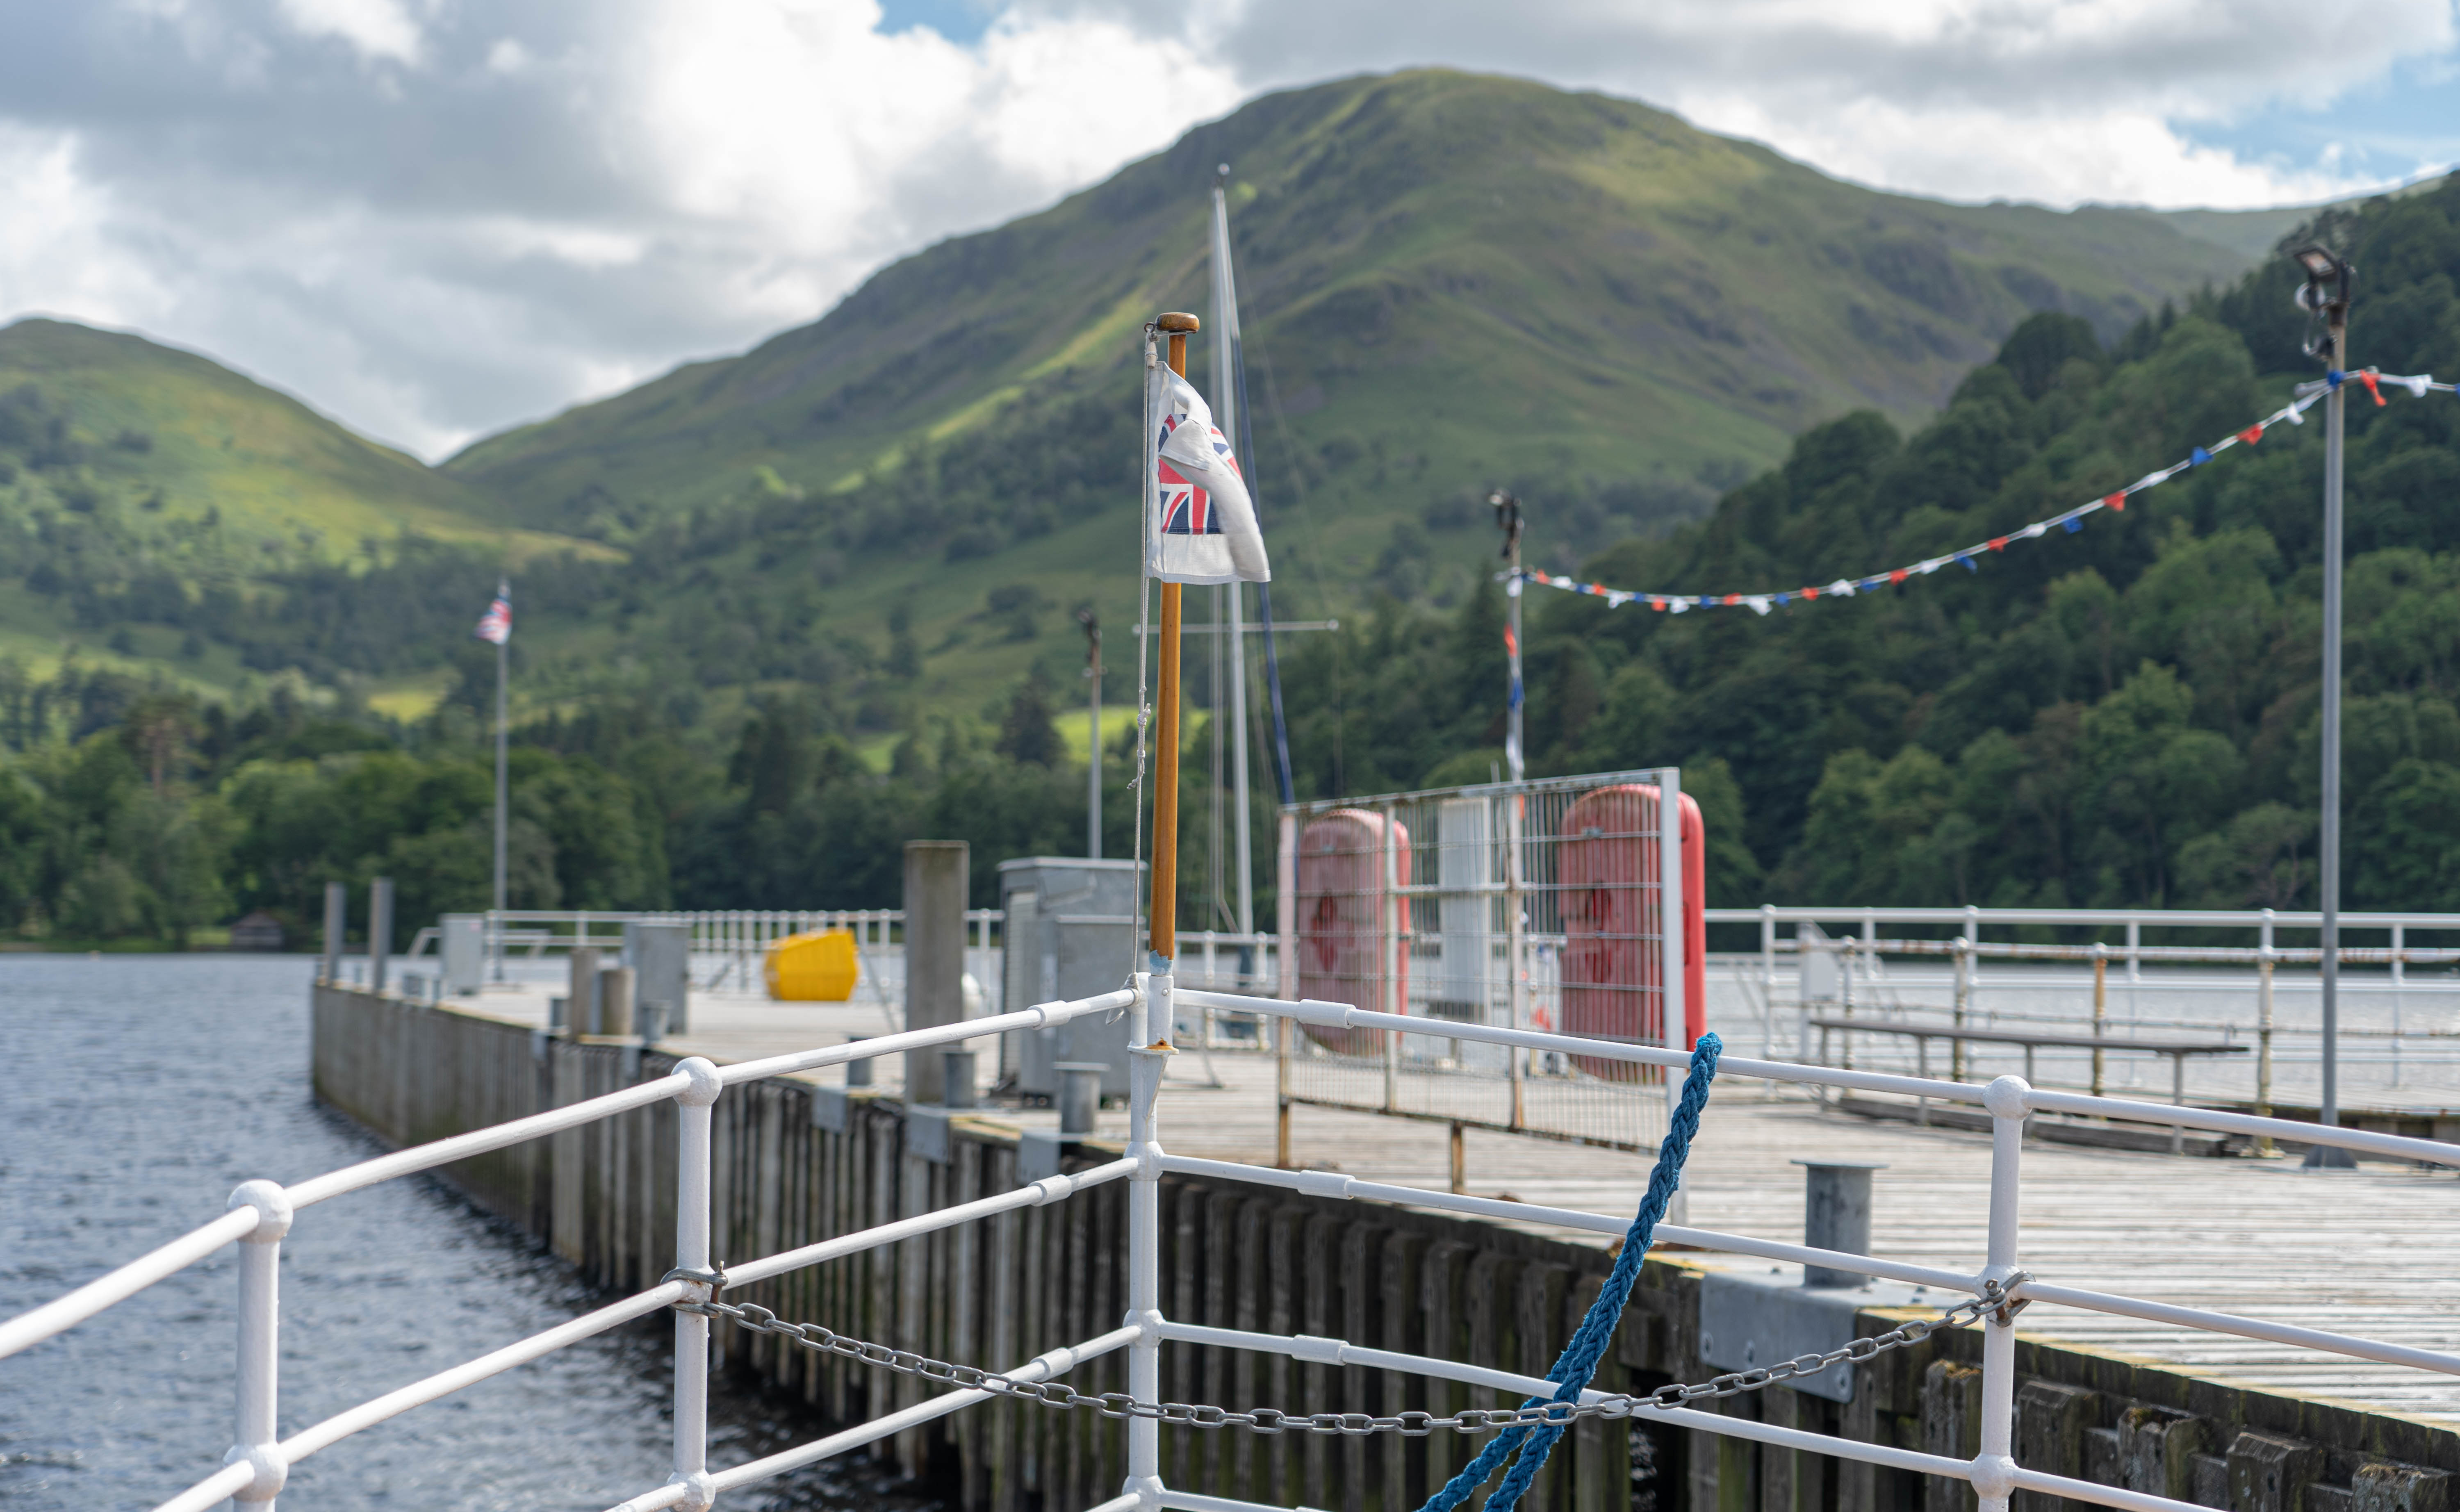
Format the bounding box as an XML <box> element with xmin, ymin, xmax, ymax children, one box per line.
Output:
<box><xmin>2392</xmin><ymin>921</ymin><xmax>2406</xmax><ymax>1086</ymax></box>
<box><xmin>1972</xmin><ymin>1076</ymin><xmax>2029</xmax><ymax>1512</ymax></box>
<box><xmin>1505</xmin><ymin>786</ymin><xmax>1527</xmax><ymax>1131</ymax></box>
<box><xmin>226</xmin><ymin>1181</ymin><xmax>292</xmax><ymax>1507</ymax></box>
<box><xmin>669</xmin><ymin>1057</ymin><xmax>724</xmax><ymax>1512</ymax></box>
<box><xmin>1382</xmin><ymin>801</ymin><xmax>1401</xmax><ymax>1115</ymax></box>
<box><xmin>2125</xmin><ymin>917</ymin><xmax>2141</xmax><ymax>1029</ymax></box>
<box><xmin>2090</xmin><ymin>943</ymin><xmax>2107</xmax><ymax>1098</ymax></box>
<box><xmin>1965</xmin><ymin>903</ymin><xmax>1984</xmax><ymax>1025</ymax></box>
<box><xmin>1125</xmin><ymin>972</ymin><xmax>1166</xmax><ymax>1509</ymax></box>
<box><xmin>1952</xmin><ymin>936</ymin><xmax>1971</xmax><ymax>1082</ymax></box>
<box><xmin>1277</xmin><ymin>811</ymin><xmax>1297</xmax><ymax>1169</ymax></box>
<box><xmin>2257</xmin><ymin>940</ymin><xmax>2278</xmax><ymax>1157</ymax></box>
<box><xmin>1660</xmin><ymin>768</ymin><xmax>1688</xmax><ymax>1185</ymax></box>
<box><xmin>1760</xmin><ymin>904</ymin><xmax>1777</xmax><ymax>1064</ymax></box>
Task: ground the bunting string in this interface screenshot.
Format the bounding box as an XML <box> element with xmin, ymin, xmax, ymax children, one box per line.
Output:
<box><xmin>1517</xmin><ymin>369</ymin><xmax>2456</xmax><ymax>617</ymax></box>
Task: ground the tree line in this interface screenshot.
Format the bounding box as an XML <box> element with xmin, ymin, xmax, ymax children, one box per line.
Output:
<box><xmin>2</xmin><ymin>177</ymin><xmax>2455</xmax><ymax>946</ymax></box>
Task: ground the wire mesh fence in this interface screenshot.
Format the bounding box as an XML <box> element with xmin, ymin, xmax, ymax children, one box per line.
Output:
<box><xmin>1276</xmin><ymin>769</ymin><xmax>1702</xmax><ymax>1153</ymax></box>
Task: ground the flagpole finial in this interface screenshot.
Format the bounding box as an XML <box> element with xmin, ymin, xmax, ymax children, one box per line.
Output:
<box><xmin>1156</xmin><ymin>312</ymin><xmax>1200</xmax><ymax>333</ymax></box>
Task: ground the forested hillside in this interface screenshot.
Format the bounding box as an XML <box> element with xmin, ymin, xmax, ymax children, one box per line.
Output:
<box><xmin>1282</xmin><ymin>175</ymin><xmax>2460</xmax><ymax>911</ymax></box>
<box><xmin>0</xmin><ymin>169</ymin><xmax>2450</xmax><ymax>947</ymax></box>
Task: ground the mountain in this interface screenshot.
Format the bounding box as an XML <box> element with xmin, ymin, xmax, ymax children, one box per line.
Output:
<box><xmin>452</xmin><ymin>70</ymin><xmax>2248</xmax><ymax>550</ymax></box>
<box><xmin>3</xmin><ymin>70</ymin><xmax>2263</xmax><ymax>729</ymax></box>
<box><xmin>0</xmin><ymin>319</ymin><xmax>590</xmax><ymax>698</ymax></box>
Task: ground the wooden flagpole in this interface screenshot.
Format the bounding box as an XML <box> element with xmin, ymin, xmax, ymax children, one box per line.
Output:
<box><xmin>1151</xmin><ymin>311</ymin><xmax>1199</xmax><ymax>965</ymax></box>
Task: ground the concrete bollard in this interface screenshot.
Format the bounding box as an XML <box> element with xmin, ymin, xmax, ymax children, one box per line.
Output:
<box><xmin>942</xmin><ymin>1049</ymin><xmax>977</xmax><ymax>1109</ymax></box>
<box><xmin>322</xmin><ymin>881</ymin><xmax>345</xmax><ymax>983</ymax></box>
<box><xmin>368</xmin><ymin>876</ymin><xmax>393</xmax><ymax>995</ymax></box>
<box><xmin>567</xmin><ymin>947</ymin><xmax>600</xmax><ymax>1036</ymax></box>
<box><xmin>1795</xmin><ymin>1158</ymin><xmax>1886</xmax><ymax>1287</ymax></box>
<box><xmin>903</xmin><ymin>840</ymin><xmax>969</xmax><ymax>1104</ymax></box>
<box><xmin>598</xmin><ymin>966</ymin><xmax>635</xmax><ymax>1038</ymax></box>
<box><xmin>1057</xmin><ymin>1061</ymin><xmax>1106</xmax><ymax>1134</ymax></box>
<box><xmin>846</xmin><ymin>1036</ymin><xmax>873</xmax><ymax>1088</ymax></box>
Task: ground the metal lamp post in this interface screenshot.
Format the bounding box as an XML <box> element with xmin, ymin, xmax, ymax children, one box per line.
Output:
<box><xmin>2293</xmin><ymin>244</ymin><xmax>2358</xmax><ymax>1169</ymax></box>
<box><xmin>1078</xmin><ymin>607</ymin><xmax>1102</xmax><ymax>860</ymax></box>
<box><xmin>1491</xmin><ymin>491</ymin><xmax>1526</xmax><ymax>783</ymax></box>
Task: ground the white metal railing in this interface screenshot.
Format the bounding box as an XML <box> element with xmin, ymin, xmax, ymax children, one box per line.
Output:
<box><xmin>1708</xmin><ymin>904</ymin><xmax>2460</xmax><ymax>1108</ymax></box>
<box><xmin>29</xmin><ymin>993</ymin><xmax>2460</xmax><ymax>1512</ymax></box>
<box><xmin>13</xmin><ymin>973</ymin><xmax>2460</xmax><ymax>1512</ymax></box>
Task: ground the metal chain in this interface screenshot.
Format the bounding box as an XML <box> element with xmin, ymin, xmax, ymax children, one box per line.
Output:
<box><xmin>674</xmin><ymin>1274</ymin><xmax>2026</xmax><ymax>1437</ymax></box>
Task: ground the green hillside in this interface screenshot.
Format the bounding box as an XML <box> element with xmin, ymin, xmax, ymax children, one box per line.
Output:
<box><xmin>0</xmin><ymin>318</ymin><xmax>597</xmax><ymax>699</ymax></box>
<box><xmin>2</xmin><ymin>70</ymin><xmax>2260</xmax><ymax>734</ymax></box>
<box><xmin>432</xmin><ymin>68</ymin><xmax>2254</xmax><ymax>727</ymax></box>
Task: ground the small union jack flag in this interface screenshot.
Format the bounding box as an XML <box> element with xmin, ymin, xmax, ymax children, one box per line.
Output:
<box><xmin>1157</xmin><ymin>409</ymin><xmax>1241</xmax><ymax>537</ymax></box>
<box><xmin>473</xmin><ymin>589</ymin><xmax>511</xmax><ymax>646</ymax></box>
<box><xmin>1146</xmin><ymin>367</ymin><xmax>1270</xmax><ymax>585</ymax></box>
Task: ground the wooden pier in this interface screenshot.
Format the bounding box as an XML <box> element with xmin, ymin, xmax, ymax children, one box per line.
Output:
<box><xmin>314</xmin><ymin>979</ymin><xmax>2460</xmax><ymax>1512</ymax></box>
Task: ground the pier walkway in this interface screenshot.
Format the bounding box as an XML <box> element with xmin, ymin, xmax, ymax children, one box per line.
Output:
<box><xmin>447</xmin><ymin>978</ymin><xmax>2460</xmax><ymax>1430</ymax></box>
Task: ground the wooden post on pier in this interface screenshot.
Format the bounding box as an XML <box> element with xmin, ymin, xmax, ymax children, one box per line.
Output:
<box><xmin>1150</xmin><ymin>313</ymin><xmax>1199</xmax><ymax>971</ymax></box>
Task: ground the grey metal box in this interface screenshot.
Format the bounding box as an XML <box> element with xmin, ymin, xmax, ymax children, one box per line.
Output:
<box><xmin>440</xmin><ymin>914</ymin><xmax>485</xmax><ymax>995</ymax></box>
<box><xmin>625</xmin><ymin>920</ymin><xmax>692</xmax><ymax>1035</ymax></box>
<box><xmin>997</xmin><ymin>857</ymin><xmax>1145</xmax><ymax>1099</ymax></box>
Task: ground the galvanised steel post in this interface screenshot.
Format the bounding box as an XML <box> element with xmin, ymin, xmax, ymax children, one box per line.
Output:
<box><xmin>1660</xmin><ymin>768</ymin><xmax>1687</xmax><ymax>1211</ymax></box>
<box><xmin>1973</xmin><ymin>1075</ymin><xmax>2030</xmax><ymax>1512</ymax></box>
<box><xmin>1760</xmin><ymin>904</ymin><xmax>1777</xmax><ymax>1063</ymax></box>
<box><xmin>227</xmin><ymin>1180</ymin><xmax>292</xmax><ymax>1507</ymax></box>
<box><xmin>1125</xmin><ymin>975</ymin><xmax>1164</xmax><ymax>1508</ymax></box>
<box><xmin>1382</xmin><ymin>801</ymin><xmax>1401</xmax><ymax>1114</ymax></box>
<box><xmin>670</xmin><ymin>1057</ymin><xmax>723</xmax><ymax>1512</ymax></box>
<box><xmin>1505</xmin><ymin>786</ymin><xmax>1526</xmax><ymax>1130</ymax></box>
<box><xmin>1276</xmin><ymin>811</ymin><xmax>1297</xmax><ymax>1169</ymax></box>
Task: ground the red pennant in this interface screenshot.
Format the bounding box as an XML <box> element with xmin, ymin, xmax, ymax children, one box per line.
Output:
<box><xmin>1988</xmin><ymin>537</ymin><xmax>2009</xmax><ymax>552</ymax></box>
<box><xmin>2104</xmin><ymin>492</ymin><xmax>2126</xmax><ymax>512</ymax></box>
<box><xmin>1650</xmin><ymin>598</ymin><xmax>1667</xmax><ymax>613</ymax></box>
<box><xmin>1802</xmin><ymin>586</ymin><xmax>1819</xmax><ymax>600</ymax></box>
<box><xmin>1890</xmin><ymin>568</ymin><xmax>1908</xmax><ymax>585</ymax></box>
<box><xmin>2361</xmin><ymin>371</ymin><xmax>2386</xmax><ymax>406</ymax></box>
<box><xmin>2238</xmin><ymin>425</ymin><xmax>2263</xmax><ymax>444</ymax></box>
<box><xmin>1723</xmin><ymin>593</ymin><xmax>1740</xmax><ymax>606</ymax></box>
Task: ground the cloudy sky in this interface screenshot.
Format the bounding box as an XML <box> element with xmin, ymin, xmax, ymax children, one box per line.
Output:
<box><xmin>2</xmin><ymin>0</ymin><xmax>2454</xmax><ymax>462</ymax></box>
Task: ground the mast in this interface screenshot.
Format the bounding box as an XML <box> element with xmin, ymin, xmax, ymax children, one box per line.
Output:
<box><xmin>1211</xmin><ymin>166</ymin><xmax>1257</xmax><ymax>936</ymax></box>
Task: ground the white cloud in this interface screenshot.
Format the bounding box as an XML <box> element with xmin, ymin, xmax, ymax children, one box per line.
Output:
<box><xmin>274</xmin><ymin>0</ymin><xmax>424</xmax><ymax>65</ymax></box>
<box><xmin>0</xmin><ymin>0</ymin><xmax>2452</xmax><ymax>461</ymax></box>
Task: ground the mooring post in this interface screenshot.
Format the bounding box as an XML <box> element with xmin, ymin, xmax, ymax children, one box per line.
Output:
<box><xmin>367</xmin><ymin>876</ymin><xmax>393</xmax><ymax>995</ymax></box>
<box><xmin>1973</xmin><ymin>1075</ymin><xmax>2029</xmax><ymax>1512</ymax></box>
<box><xmin>321</xmin><ymin>881</ymin><xmax>345</xmax><ymax>985</ymax></box>
<box><xmin>903</xmin><ymin>840</ymin><xmax>969</xmax><ymax>1104</ymax></box>
<box><xmin>1794</xmin><ymin>1160</ymin><xmax>1885</xmax><ymax>1287</ymax></box>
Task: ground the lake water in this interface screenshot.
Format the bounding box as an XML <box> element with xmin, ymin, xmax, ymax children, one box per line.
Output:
<box><xmin>0</xmin><ymin>954</ymin><xmax>941</xmax><ymax>1511</ymax></box>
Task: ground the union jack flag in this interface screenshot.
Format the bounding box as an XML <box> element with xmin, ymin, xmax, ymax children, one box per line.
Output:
<box><xmin>1146</xmin><ymin>367</ymin><xmax>1269</xmax><ymax>585</ymax></box>
<box><xmin>1157</xmin><ymin>408</ymin><xmax>1241</xmax><ymax>537</ymax></box>
<box><xmin>473</xmin><ymin>589</ymin><xmax>511</xmax><ymax>646</ymax></box>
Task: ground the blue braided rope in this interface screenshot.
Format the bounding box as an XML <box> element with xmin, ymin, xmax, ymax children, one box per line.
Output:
<box><xmin>1414</xmin><ymin>1032</ymin><xmax>1722</xmax><ymax>1512</ymax></box>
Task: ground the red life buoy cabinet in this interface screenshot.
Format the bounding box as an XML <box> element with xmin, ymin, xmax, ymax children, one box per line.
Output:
<box><xmin>1558</xmin><ymin>783</ymin><xmax>1706</xmax><ymax>1080</ymax></box>
<box><xmin>1294</xmin><ymin>808</ymin><xmax>1411</xmax><ymax>1056</ymax></box>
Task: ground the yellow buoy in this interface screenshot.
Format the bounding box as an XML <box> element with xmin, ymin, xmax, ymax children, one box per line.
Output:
<box><xmin>763</xmin><ymin>929</ymin><xmax>860</xmax><ymax>1001</ymax></box>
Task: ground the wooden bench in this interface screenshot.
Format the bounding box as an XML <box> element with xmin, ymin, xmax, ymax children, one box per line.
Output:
<box><xmin>1805</xmin><ymin>1017</ymin><xmax>2250</xmax><ymax>1152</ymax></box>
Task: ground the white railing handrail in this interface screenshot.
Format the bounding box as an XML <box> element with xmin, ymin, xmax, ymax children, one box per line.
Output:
<box><xmin>1708</xmin><ymin>904</ymin><xmax>2460</xmax><ymax>929</ymax></box>
<box><xmin>18</xmin><ymin>976</ymin><xmax>2460</xmax><ymax>1512</ymax></box>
